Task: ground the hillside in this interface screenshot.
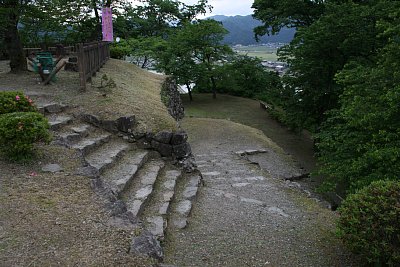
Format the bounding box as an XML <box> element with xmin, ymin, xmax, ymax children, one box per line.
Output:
<box><xmin>209</xmin><ymin>15</ymin><xmax>296</xmax><ymax>45</ymax></box>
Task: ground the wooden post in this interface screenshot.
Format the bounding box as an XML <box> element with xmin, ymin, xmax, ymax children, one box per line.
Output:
<box><xmin>77</xmin><ymin>43</ymin><xmax>86</xmax><ymax>91</ymax></box>
<box><xmin>44</xmin><ymin>61</ymin><xmax>67</xmax><ymax>85</ymax></box>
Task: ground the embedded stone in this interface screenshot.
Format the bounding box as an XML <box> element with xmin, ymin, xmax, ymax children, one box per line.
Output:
<box><xmin>163</xmin><ymin>180</ymin><xmax>176</xmax><ymax>191</ymax></box>
<box><xmin>116</xmin><ymin>116</ymin><xmax>135</xmax><ymax>133</ymax></box>
<box><xmin>159</xmin><ymin>202</ymin><xmax>170</xmax><ymax>215</ymax></box>
<box><xmin>43</xmin><ymin>103</ymin><xmax>66</xmax><ymax>113</ymax></box>
<box><xmin>171</xmin><ymin>131</ymin><xmax>188</xmax><ymax>145</ymax></box>
<box><xmin>173</xmin><ymin>218</ymin><xmax>187</xmax><ymax>229</ymax></box>
<box><xmin>163</xmin><ymin>191</ymin><xmax>174</xmax><ymax>202</ymax></box>
<box><xmin>130</xmin><ymin>229</ymin><xmax>163</xmax><ymax>260</ymax></box>
<box><xmin>101</xmin><ymin>120</ymin><xmax>118</xmax><ymax>133</ymax></box>
<box><xmin>173</xmin><ymin>142</ymin><xmax>192</xmax><ymax>159</ymax></box>
<box><xmin>147</xmin><ymin>216</ymin><xmax>165</xmax><ymax>238</ymax></box>
<box><xmin>151</xmin><ymin>141</ymin><xmax>172</xmax><ymax>157</ymax></box>
<box><xmin>153</xmin><ymin>131</ymin><xmax>173</xmax><ymax>144</ymax></box>
<box><xmin>176</xmin><ymin>200</ymin><xmax>192</xmax><ymax>217</ymax></box>
<box><xmin>183</xmin><ymin>187</ymin><xmax>198</xmax><ymax>201</ymax></box>
<box><xmin>42</xmin><ymin>164</ymin><xmax>63</xmax><ymax>173</ymax></box>
<box><xmin>135</xmin><ymin>186</ymin><xmax>153</xmax><ymax>200</ymax></box>
<box><xmin>81</xmin><ymin>114</ymin><xmax>100</xmax><ymax>126</ymax></box>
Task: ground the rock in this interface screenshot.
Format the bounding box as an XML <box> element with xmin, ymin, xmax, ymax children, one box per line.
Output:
<box><xmin>180</xmin><ymin>156</ymin><xmax>197</xmax><ymax>173</ymax></box>
<box><xmin>163</xmin><ymin>191</ymin><xmax>174</xmax><ymax>202</ymax></box>
<box><xmin>232</xmin><ymin>183</ymin><xmax>251</xmax><ymax>188</ymax></box>
<box><xmin>101</xmin><ymin>120</ymin><xmax>118</xmax><ymax>133</ymax></box>
<box><xmin>42</xmin><ymin>164</ymin><xmax>63</xmax><ymax>173</ymax></box>
<box><xmin>109</xmin><ymin>200</ymin><xmax>127</xmax><ymax>216</ymax></box>
<box><xmin>129</xmin><ymin>200</ymin><xmax>143</xmax><ymax>217</ymax></box>
<box><xmin>171</xmin><ymin>131</ymin><xmax>188</xmax><ymax>145</ymax></box>
<box><xmin>130</xmin><ymin>229</ymin><xmax>163</xmax><ymax>260</ymax></box>
<box><xmin>173</xmin><ymin>218</ymin><xmax>187</xmax><ymax>229</ymax></box>
<box><xmin>153</xmin><ymin>131</ymin><xmax>173</xmax><ymax>144</ymax></box>
<box><xmin>135</xmin><ymin>186</ymin><xmax>153</xmax><ymax>200</ymax></box>
<box><xmin>176</xmin><ymin>200</ymin><xmax>192</xmax><ymax>217</ymax></box>
<box><xmin>240</xmin><ymin>197</ymin><xmax>265</xmax><ymax>206</ymax></box>
<box><xmin>173</xmin><ymin>142</ymin><xmax>192</xmax><ymax>159</ymax></box>
<box><xmin>267</xmin><ymin>206</ymin><xmax>289</xmax><ymax>218</ymax></box>
<box><xmin>151</xmin><ymin>141</ymin><xmax>173</xmax><ymax>157</ymax></box>
<box><xmin>187</xmin><ymin>174</ymin><xmax>202</xmax><ymax>187</ymax></box>
<box><xmin>147</xmin><ymin>216</ymin><xmax>165</xmax><ymax>238</ymax></box>
<box><xmin>116</xmin><ymin>116</ymin><xmax>135</xmax><ymax>133</ymax></box>
<box><xmin>81</xmin><ymin>114</ymin><xmax>101</xmax><ymax>126</ymax></box>
<box><xmin>161</xmin><ymin>77</ymin><xmax>185</xmax><ymax>121</ymax></box>
<box><xmin>183</xmin><ymin>187</ymin><xmax>198</xmax><ymax>201</ymax></box>
<box><xmin>159</xmin><ymin>202</ymin><xmax>170</xmax><ymax>215</ymax></box>
<box><xmin>43</xmin><ymin>103</ymin><xmax>66</xmax><ymax>113</ymax></box>
<box><xmin>163</xmin><ymin>180</ymin><xmax>176</xmax><ymax>191</ymax></box>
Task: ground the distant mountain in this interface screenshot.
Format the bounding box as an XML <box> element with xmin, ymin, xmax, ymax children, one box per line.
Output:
<box><xmin>208</xmin><ymin>15</ymin><xmax>295</xmax><ymax>45</ymax></box>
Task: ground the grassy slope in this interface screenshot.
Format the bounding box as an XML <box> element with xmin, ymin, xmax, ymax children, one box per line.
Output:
<box><xmin>182</xmin><ymin>93</ymin><xmax>316</xmax><ymax>173</ymax></box>
<box><xmin>0</xmin><ymin>59</ymin><xmax>175</xmax><ymax>266</ymax></box>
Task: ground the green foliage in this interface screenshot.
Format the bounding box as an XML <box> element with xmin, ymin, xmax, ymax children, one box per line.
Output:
<box><xmin>0</xmin><ymin>91</ymin><xmax>37</xmax><ymax>114</ymax></box>
<box><xmin>110</xmin><ymin>39</ymin><xmax>132</xmax><ymax>59</ymax></box>
<box><xmin>214</xmin><ymin>55</ymin><xmax>282</xmax><ymax>101</ymax></box>
<box><xmin>0</xmin><ymin>112</ymin><xmax>51</xmax><ymax>160</ymax></box>
<box><xmin>337</xmin><ymin>180</ymin><xmax>400</xmax><ymax>265</ymax></box>
<box><xmin>316</xmin><ymin>5</ymin><xmax>400</xmax><ymax>194</ymax></box>
<box><xmin>157</xmin><ymin>19</ymin><xmax>232</xmax><ymax>100</ymax></box>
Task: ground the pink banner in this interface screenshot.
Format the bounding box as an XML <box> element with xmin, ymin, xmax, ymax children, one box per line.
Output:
<box><xmin>102</xmin><ymin>7</ymin><xmax>113</xmax><ymax>42</ymax></box>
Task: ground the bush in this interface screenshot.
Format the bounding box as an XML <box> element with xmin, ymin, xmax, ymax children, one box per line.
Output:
<box><xmin>0</xmin><ymin>91</ymin><xmax>37</xmax><ymax>114</ymax></box>
<box><xmin>0</xmin><ymin>112</ymin><xmax>51</xmax><ymax>160</ymax></box>
<box><xmin>337</xmin><ymin>180</ymin><xmax>400</xmax><ymax>266</ymax></box>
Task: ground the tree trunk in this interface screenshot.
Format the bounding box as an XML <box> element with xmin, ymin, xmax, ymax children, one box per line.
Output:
<box><xmin>4</xmin><ymin>2</ymin><xmax>26</xmax><ymax>73</ymax></box>
<box><xmin>210</xmin><ymin>76</ymin><xmax>217</xmax><ymax>99</ymax></box>
<box><xmin>186</xmin><ymin>82</ymin><xmax>193</xmax><ymax>102</ymax></box>
<box><xmin>91</xmin><ymin>0</ymin><xmax>102</xmax><ymax>40</ymax></box>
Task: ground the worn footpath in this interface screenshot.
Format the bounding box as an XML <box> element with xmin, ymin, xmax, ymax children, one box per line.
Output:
<box><xmin>164</xmin><ymin>118</ymin><xmax>358</xmax><ymax>267</ymax></box>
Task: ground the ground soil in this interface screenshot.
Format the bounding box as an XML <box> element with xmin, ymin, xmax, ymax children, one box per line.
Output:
<box><xmin>0</xmin><ymin>59</ymin><xmax>172</xmax><ymax>266</ymax></box>
<box><xmin>164</xmin><ymin>118</ymin><xmax>359</xmax><ymax>266</ymax></box>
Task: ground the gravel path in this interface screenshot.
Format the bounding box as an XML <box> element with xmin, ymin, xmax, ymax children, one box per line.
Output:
<box><xmin>164</xmin><ymin>118</ymin><xmax>358</xmax><ymax>266</ymax></box>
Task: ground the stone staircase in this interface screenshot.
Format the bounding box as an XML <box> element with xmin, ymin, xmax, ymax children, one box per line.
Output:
<box><xmin>40</xmin><ymin>102</ymin><xmax>202</xmax><ymax>260</ymax></box>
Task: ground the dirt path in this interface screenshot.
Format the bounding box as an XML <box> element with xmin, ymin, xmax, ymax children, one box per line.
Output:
<box><xmin>164</xmin><ymin>118</ymin><xmax>357</xmax><ymax>266</ymax></box>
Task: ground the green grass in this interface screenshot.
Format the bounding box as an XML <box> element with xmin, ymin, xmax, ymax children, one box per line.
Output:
<box><xmin>182</xmin><ymin>93</ymin><xmax>316</xmax><ymax>172</ymax></box>
<box><xmin>234</xmin><ymin>45</ymin><xmax>279</xmax><ymax>61</ymax></box>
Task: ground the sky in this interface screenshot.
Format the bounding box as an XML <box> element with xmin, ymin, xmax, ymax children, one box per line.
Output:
<box><xmin>181</xmin><ymin>0</ymin><xmax>255</xmax><ymax>17</ymax></box>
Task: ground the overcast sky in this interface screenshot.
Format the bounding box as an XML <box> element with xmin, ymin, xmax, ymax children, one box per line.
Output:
<box><xmin>181</xmin><ymin>0</ymin><xmax>255</xmax><ymax>17</ymax></box>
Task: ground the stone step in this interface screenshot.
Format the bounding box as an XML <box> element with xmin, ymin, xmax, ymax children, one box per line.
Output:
<box><xmin>38</xmin><ymin>103</ymin><xmax>68</xmax><ymax>114</ymax></box>
<box><xmin>84</xmin><ymin>139</ymin><xmax>130</xmax><ymax>175</ymax></box>
<box><xmin>48</xmin><ymin>115</ymin><xmax>73</xmax><ymax>130</ymax></box>
<box><xmin>56</xmin><ymin>124</ymin><xmax>91</xmax><ymax>144</ymax></box>
<box><xmin>71</xmin><ymin>134</ymin><xmax>112</xmax><ymax>156</ymax></box>
<box><xmin>101</xmin><ymin>149</ymin><xmax>150</xmax><ymax>196</ymax></box>
<box><xmin>170</xmin><ymin>173</ymin><xmax>202</xmax><ymax>230</ymax></box>
<box><xmin>141</xmin><ymin>168</ymin><xmax>182</xmax><ymax>240</ymax></box>
<box><xmin>122</xmin><ymin>159</ymin><xmax>165</xmax><ymax>219</ymax></box>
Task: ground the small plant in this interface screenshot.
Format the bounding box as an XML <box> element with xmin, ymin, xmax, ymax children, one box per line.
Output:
<box><xmin>0</xmin><ymin>91</ymin><xmax>37</xmax><ymax>114</ymax></box>
<box><xmin>96</xmin><ymin>74</ymin><xmax>116</xmax><ymax>96</ymax></box>
<box><xmin>0</xmin><ymin>112</ymin><xmax>51</xmax><ymax>160</ymax></box>
<box><xmin>337</xmin><ymin>180</ymin><xmax>400</xmax><ymax>266</ymax></box>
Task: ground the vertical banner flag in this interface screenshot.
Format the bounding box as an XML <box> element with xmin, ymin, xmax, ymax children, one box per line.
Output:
<box><xmin>102</xmin><ymin>7</ymin><xmax>113</xmax><ymax>42</ymax></box>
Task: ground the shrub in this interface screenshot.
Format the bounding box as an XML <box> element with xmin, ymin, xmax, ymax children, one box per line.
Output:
<box><xmin>0</xmin><ymin>112</ymin><xmax>51</xmax><ymax>160</ymax></box>
<box><xmin>0</xmin><ymin>91</ymin><xmax>37</xmax><ymax>114</ymax></box>
<box><xmin>337</xmin><ymin>180</ymin><xmax>400</xmax><ymax>266</ymax></box>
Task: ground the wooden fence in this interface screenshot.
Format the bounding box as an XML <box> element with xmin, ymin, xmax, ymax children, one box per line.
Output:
<box><xmin>76</xmin><ymin>42</ymin><xmax>110</xmax><ymax>90</ymax></box>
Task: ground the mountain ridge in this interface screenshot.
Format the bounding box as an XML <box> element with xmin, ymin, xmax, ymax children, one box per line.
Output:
<box><xmin>208</xmin><ymin>15</ymin><xmax>295</xmax><ymax>45</ymax></box>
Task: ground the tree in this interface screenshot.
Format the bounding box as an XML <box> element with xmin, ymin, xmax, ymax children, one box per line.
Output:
<box><xmin>112</xmin><ymin>0</ymin><xmax>210</xmax><ymax>70</ymax></box>
<box><xmin>157</xmin><ymin>19</ymin><xmax>232</xmax><ymax>100</ymax></box>
<box><xmin>1</xmin><ymin>0</ymin><xmax>29</xmax><ymax>72</ymax></box>
<box><xmin>316</xmin><ymin>5</ymin><xmax>400</xmax><ymax>193</ymax></box>
<box><xmin>252</xmin><ymin>0</ymin><xmax>325</xmax><ymax>39</ymax></box>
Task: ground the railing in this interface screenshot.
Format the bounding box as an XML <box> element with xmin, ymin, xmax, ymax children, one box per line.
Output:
<box><xmin>24</xmin><ymin>46</ymin><xmax>75</xmax><ymax>57</ymax></box>
<box><xmin>76</xmin><ymin>42</ymin><xmax>110</xmax><ymax>90</ymax></box>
